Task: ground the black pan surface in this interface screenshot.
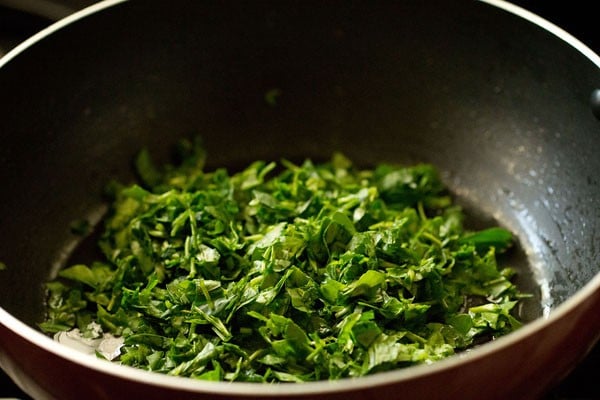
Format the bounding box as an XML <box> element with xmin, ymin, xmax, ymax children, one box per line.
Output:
<box><xmin>0</xmin><ymin>1</ymin><xmax>598</xmax><ymax>398</ymax></box>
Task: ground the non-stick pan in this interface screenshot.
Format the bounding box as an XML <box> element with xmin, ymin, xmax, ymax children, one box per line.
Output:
<box><xmin>0</xmin><ymin>1</ymin><xmax>599</xmax><ymax>399</ymax></box>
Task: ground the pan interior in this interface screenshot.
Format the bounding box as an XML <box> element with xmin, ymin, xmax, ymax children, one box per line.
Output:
<box><xmin>0</xmin><ymin>0</ymin><xmax>598</xmax><ymax>339</ymax></box>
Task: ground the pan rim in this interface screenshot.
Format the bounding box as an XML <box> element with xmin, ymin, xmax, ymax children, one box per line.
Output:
<box><xmin>0</xmin><ymin>0</ymin><xmax>599</xmax><ymax>396</ymax></box>
<box><xmin>481</xmin><ymin>0</ymin><xmax>600</xmax><ymax>69</ymax></box>
<box><xmin>1</xmin><ymin>0</ymin><xmax>600</xmax><ymax>72</ymax></box>
<box><xmin>0</xmin><ymin>0</ymin><xmax>127</xmax><ymax>70</ymax></box>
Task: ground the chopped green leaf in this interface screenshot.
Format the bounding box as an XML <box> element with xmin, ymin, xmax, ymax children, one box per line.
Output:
<box><xmin>458</xmin><ymin>227</ymin><xmax>513</xmax><ymax>253</ymax></box>
<box><xmin>42</xmin><ymin>138</ymin><xmax>527</xmax><ymax>382</ymax></box>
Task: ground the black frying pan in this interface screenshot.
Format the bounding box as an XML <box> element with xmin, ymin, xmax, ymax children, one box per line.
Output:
<box><xmin>0</xmin><ymin>1</ymin><xmax>599</xmax><ymax>399</ymax></box>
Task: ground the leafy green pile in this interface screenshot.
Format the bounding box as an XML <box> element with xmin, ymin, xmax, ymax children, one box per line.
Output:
<box><xmin>41</xmin><ymin>138</ymin><xmax>526</xmax><ymax>382</ymax></box>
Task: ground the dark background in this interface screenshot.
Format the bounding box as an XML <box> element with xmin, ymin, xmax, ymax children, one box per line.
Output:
<box><xmin>0</xmin><ymin>1</ymin><xmax>598</xmax><ymax>398</ymax></box>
